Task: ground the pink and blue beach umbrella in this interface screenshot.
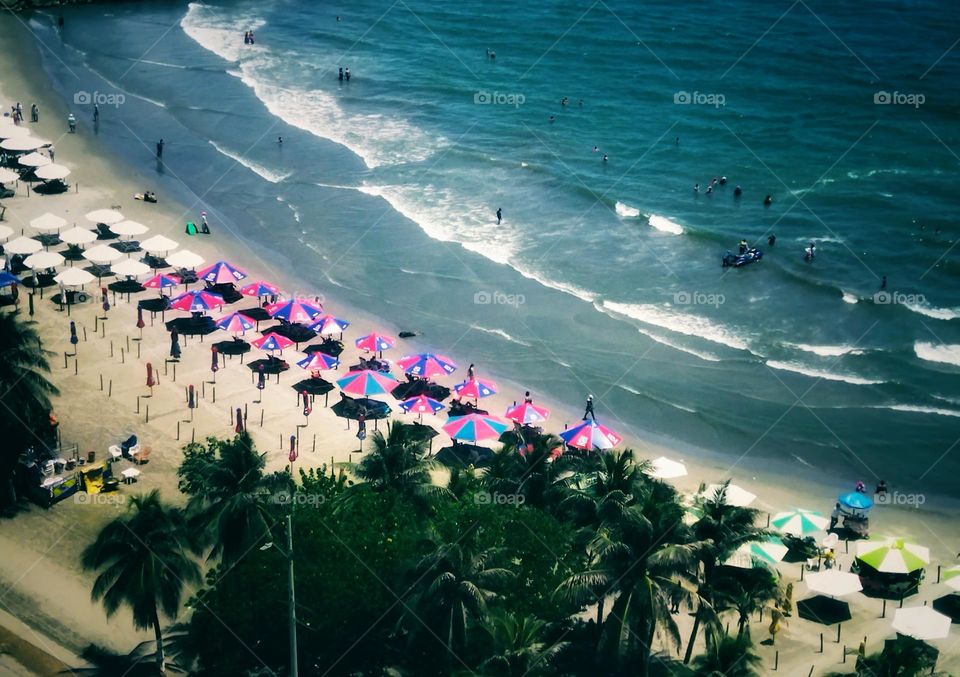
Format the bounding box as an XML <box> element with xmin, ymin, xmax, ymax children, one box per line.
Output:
<box><xmin>143</xmin><ymin>273</ymin><xmax>181</xmax><ymax>290</ymax></box>
<box><xmin>252</xmin><ymin>332</ymin><xmax>295</xmax><ymax>352</ymax></box>
<box><xmin>216</xmin><ymin>311</ymin><xmax>255</xmax><ymax>334</ymax></box>
<box><xmin>505</xmin><ymin>401</ymin><xmax>551</xmax><ymax>426</ymax></box>
<box><xmin>197</xmin><ymin>260</ymin><xmax>247</xmax><ymax>284</ymax></box>
<box><xmin>399</xmin><ymin>394</ymin><xmax>446</xmax><ymax>416</ymax></box>
<box><xmin>239</xmin><ymin>280</ymin><xmax>280</xmax><ymax>298</ymax></box>
<box><xmin>454</xmin><ymin>378</ymin><xmax>497</xmax><ymax>400</ymax></box>
<box><xmin>297</xmin><ymin>352</ymin><xmax>339</xmax><ymax>371</ymax></box>
<box><xmin>336</xmin><ymin>369</ymin><xmax>399</xmax><ymax>396</ymax></box>
<box><xmin>0</xmin><ymin>272</ymin><xmax>20</xmax><ymax>287</ymax></box>
<box><xmin>443</xmin><ymin>414</ymin><xmax>509</xmax><ymax>443</ymax></box>
<box><xmin>169</xmin><ymin>289</ymin><xmax>224</xmax><ymax>312</ymax></box>
<box><xmin>266</xmin><ymin>299</ymin><xmax>323</xmax><ymax>324</ymax></box>
<box><xmin>355</xmin><ymin>332</ymin><xmax>395</xmax><ymax>353</ymax></box>
<box><xmin>560</xmin><ymin>420</ymin><xmax>623</xmax><ymax>451</ymax></box>
<box><xmin>397</xmin><ymin>353</ymin><xmax>458</xmax><ymax>378</ymax></box>
<box><xmin>308</xmin><ymin>314</ymin><xmax>350</xmax><ymax>336</ymax></box>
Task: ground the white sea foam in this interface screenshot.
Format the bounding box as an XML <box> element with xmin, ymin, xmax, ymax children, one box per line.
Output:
<box><xmin>209</xmin><ymin>141</ymin><xmax>291</xmax><ymax>183</ymax></box>
<box><xmin>602</xmin><ymin>301</ymin><xmax>752</xmax><ymax>353</ymax></box>
<box><xmin>914</xmin><ymin>342</ymin><xmax>960</xmax><ymax>367</ymax></box>
<box><xmin>787</xmin><ymin>343</ymin><xmax>865</xmax><ymax>357</ymax></box>
<box><xmin>637</xmin><ymin>328</ymin><xmax>722</xmax><ymax>362</ymax></box>
<box><xmin>182</xmin><ymin>2</ymin><xmax>440</xmax><ymax>169</ymax></box>
<box><xmin>647</xmin><ymin>214</ymin><xmax>684</xmax><ymax>235</ymax></box>
<box><xmin>841</xmin><ymin>291</ymin><xmax>858</xmax><ymax>304</ymax></box>
<box><xmin>357</xmin><ymin>183</ymin><xmax>517</xmax><ymax>266</ymax></box>
<box><xmin>904</xmin><ymin>303</ymin><xmax>960</xmax><ymax>321</ymax></box>
<box><xmin>873</xmin><ymin>404</ymin><xmax>960</xmax><ymax>418</ymax></box>
<box><xmin>765</xmin><ymin>360</ymin><xmax>883</xmax><ymax>385</ymax></box>
<box><xmin>615</xmin><ymin>201</ymin><xmax>640</xmax><ymax>218</ymax></box>
<box><xmin>471</xmin><ymin>326</ymin><xmax>532</xmax><ymax>348</ymax></box>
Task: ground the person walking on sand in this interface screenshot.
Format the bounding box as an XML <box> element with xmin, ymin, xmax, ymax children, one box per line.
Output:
<box><xmin>338</xmin><ymin>67</ymin><xmax>343</xmax><ymax>82</ymax></box>
<box><xmin>496</xmin><ymin>207</ymin><xmax>502</xmax><ymax>225</ymax></box>
<box><xmin>583</xmin><ymin>394</ymin><xmax>596</xmax><ymax>421</ymax></box>
<box><xmin>170</xmin><ymin>328</ymin><xmax>181</xmax><ymax>359</ymax></box>
<box><xmin>93</xmin><ymin>103</ymin><xmax>99</xmax><ymax>124</ymax></box>
<box><xmin>156</xmin><ymin>138</ymin><xmax>164</xmax><ymax>159</ymax></box>
<box><xmin>30</xmin><ymin>103</ymin><xmax>38</xmax><ymax>123</ymax></box>
<box><xmin>345</xmin><ymin>67</ymin><xmax>351</xmax><ymax>81</ymax></box>
<box><xmin>49</xmin><ymin>145</ymin><xmax>54</xmax><ymax>161</ymax></box>
<box><xmin>67</xmin><ymin>113</ymin><xmax>76</xmax><ymax>133</ymax></box>
<box><xmin>200</xmin><ymin>211</ymin><xmax>211</xmax><ymax>234</ymax></box>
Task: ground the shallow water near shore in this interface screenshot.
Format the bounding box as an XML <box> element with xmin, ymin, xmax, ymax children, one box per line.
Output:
<box><xmin>22</xmin><ymin>0</ymin><xmax>960</xmax><ymax>497</ymax></box>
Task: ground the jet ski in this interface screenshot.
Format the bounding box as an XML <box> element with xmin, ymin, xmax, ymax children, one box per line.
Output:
<box><xmin>722</xmin><ymin>248</ymin><xmax>763</xmax><ymax>267</ymax></box>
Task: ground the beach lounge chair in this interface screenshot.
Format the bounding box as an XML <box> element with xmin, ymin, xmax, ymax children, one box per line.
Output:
<box><xmin>95</xmin><ymin>223</ymin><xmax>118</xmax><ymax>240</ymax></box>
<box><xmin>108</xmin><ymin>445</ymin><xmax>123</xmax><ymax>461</ymax></box>
<box><xmin>119</xmin><ymin>435</ymin><xmax>138</xmax><ymax>459</ymax></box>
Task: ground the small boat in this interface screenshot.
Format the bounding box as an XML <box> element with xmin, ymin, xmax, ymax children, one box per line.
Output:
<box><xmin>722</xmin><ymin>248</ymin><xmax>763</xmax><ymax>267</ymax></box>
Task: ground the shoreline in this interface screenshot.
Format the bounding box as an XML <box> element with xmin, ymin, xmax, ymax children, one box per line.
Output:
<box><xmin>1</xmin><ymin>9</ymin><xmax>958</xmax><ymax>675</ymax></box>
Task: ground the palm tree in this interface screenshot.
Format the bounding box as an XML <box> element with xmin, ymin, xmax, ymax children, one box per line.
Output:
<box><xmin>350</xmin><ymin>420</ymin><xmax>451</xmax><ymax>506</ymax></box>
<box><xmin>0</xmin><ymin>311</ymin><xmax>59</xmax><ymax>510</ymax></box>
<box><xmin>82</xmin><ymin>490</ymin><xmax>200</xmax><ymax>674</ymax></box>
<box><xmin>65</xmin><ymin>641</ymin><xmax>183</xmax><ymax>676</ymax></box>
<box><xmin>483</xmin><ymin>433</ymin><xmax>570</xmax><ymax>512</ymax></box>
<box><xmin>478</xmin><ymin>609</ymin><xmax>567</xmax><ymax>676</ymax></box>
<box><xmin>825</xmin><ymin>635</ymin><xmax>945</xmax><ymax>677</ymax></box>
<box><xmin>404</xmin><ymin>543</ymin><xmax>514</xmax><ymax>672</ymax></box>
<box><xmin>713</xmin><ymin>569</ymin><xmax>781</xmax><ymax>639</ymax></box>
<box><xmin>178</xmin><ymin>432</ymin><xmax>288</xmax><ymax>567</ymax></box>
<box><xmin>690</xmin><ymin>629</ymin><xmax>762</xmax><ymax>677</ymax></box>
<box><xmin>559</xmin><ymin>482</ymin><xmax>696</xmax><ymax>677</ymax></box>
<box><xmin>683</xmin><ymin>482</ymin><xmax>771</xmax><ymax>664</ymax></box>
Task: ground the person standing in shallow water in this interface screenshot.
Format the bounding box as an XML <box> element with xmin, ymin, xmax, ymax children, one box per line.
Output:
<box><xmin>156</xmin><ymin>139</ymin><xmax>164</xmax><ymax>159</ymax></box>
<box><xmin>496</xmin><ymin>207</ymin><xmax>502</xmax><ymax>225</ymax></box>
<box><xmin>583</xmin><ymin>395</ymin><xmax>596</xmax><ymax>421</ymax></box>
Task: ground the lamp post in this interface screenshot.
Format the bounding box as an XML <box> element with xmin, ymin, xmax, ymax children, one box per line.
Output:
<box><xmin>261</xmin><ymin>513</ymin><xmax>298</xmax><ymax>677</ymax></box>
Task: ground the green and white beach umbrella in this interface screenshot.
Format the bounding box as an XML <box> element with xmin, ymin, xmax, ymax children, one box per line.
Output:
<box><xmin>942</xmin><ymin>565</ymin><xmax>960</xmax><ymax>591</ymax></box>
<box><xmin>771</xmin><ymin>509</ymin><xmax>829</xmax><ymax>536</ymax></box>
<box><xmin>855</xmin><ymin>537</ymin><xmax>929</xmax><ymax>574</ymax></box>
<box><xmin>725</xmin><ymin>537</ymin><xmax>789</xmax><ymax>569</ymax></box>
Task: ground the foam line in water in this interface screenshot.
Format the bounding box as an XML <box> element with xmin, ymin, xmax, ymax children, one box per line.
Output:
<box><xmin>209</xmin><ymin>141</ymin><xmax>291</xmax><ymax>183</ymax></box>
<box><xmin>914</xmin><ymin>342</ymin><xmax>960</xmax><ymax>367</ymax></box>
<box><xmin>787</xmin><ymin>343</ymin><xmax>865</xmax><ymax>357</ymax></box>
<box><xmin>765</xmin><ymin>360</ymin><xmax>884</xmax><ymax>385</ymax></box>
<box><xmin>602</xmin><ymin>300</ymin><xmax>752</xmax><ymax>353</ymax></box>
<box><xmin>647</xmin><ymin>214</ymin><xmax>684</xmax><ymax>235</ymax></box>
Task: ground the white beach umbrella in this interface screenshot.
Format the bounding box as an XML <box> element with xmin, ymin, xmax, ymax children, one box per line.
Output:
<box><xmin>805</xmin><ymin>570</ymin><xmax>863</xmax><ymax>598</ymax></box>
<box><xmin>35</xmin><ymin>164</ymin><xmax>71</xmax><ymax>181</ymax></box>
<box><xmin>55</xmin><ymin>268</ymin><xmax>95</xmax><ymax>287</ymax></box>
<box><xmin>0</xmin><ymin>167</ymin><xmax>21</xmax><ymax>183</ymax></box>
<box><xmin>111</xmin><ymin>259</ymin><xmax>150</xmax><ymax>278</ymax></box>
<box><xmin>18</xmin><ymin>152</ymin><xmax>50</xmax><ymax>168</ymax></box>
<box><xmin>59</xmin><ymin>226</ymin><xmax>97</xmax><ymax>246</ymax></box>
<box><xmin>85</xmin><ymin>209</ymin><xmax>125</xmax><ymax>225</ymax></box>
<box><xmin>892</xmin><ymin>607</ymin><xmax>951</xmax><ymax>640</ymax></box>
<box><xmin>30</xmin><ymin>213</ymin><xmax>67</xmax><ymax>233</ymax></box>
<box><xmin>644</xmin><ymin>456</ymin><xmax>688</xmax><ymax>480</ymax></box>
<box><xmin>24</xmin><ymin>251</ymin><xmax>64</xmax><ymax>270</ymax></box>
<box><xmin>5</xmin><ymin>236</ymin><xmax>43</xmax><ymax>255</ymax></box>
<box><xmin>0</xmin><ymin>225</ymin><xmax>13</xmax><ymax>241</ymax></box>
<box><xmin>166</xmin><ymin>249</ymin><xmax>205</xmax><ymax>269</ymax></box>
<box><xmin>83</xmin><ymin>244</ymin><xmax>123</xmax><ymax>264</ymax></box>
<box><xmin>701</xmin><ymin>483</ymin><xmax>757</xmax><ymax>507</ymax></box>
<box><xmin>111</xmin><ymin>220</ymin><xmax>149</xmax><ymax>237</ymax></box>
<box><xmin>0</xmin><ymin>125</ymin><xmax>31</xmax><ymax>140</ymax></box>
<box><xmin>1</xmin><ymin>136</ymin><xmax>49</xmax><ymax>152</ymax></box>
<box><xmin>140</xmin><ymin>234</ymin><xmax>179</xmax><ymax>254</ymax></box>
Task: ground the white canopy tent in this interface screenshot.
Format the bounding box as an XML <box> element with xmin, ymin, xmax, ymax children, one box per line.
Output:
<box><xmin>24</xmin><ymin>251</ymin><xmax>65</xmax><ymax>270</ymax></box>
<box><xmin>0</xmin><ymin>167</ymin><xmax>21</xmax><ymax>183</ymax></box>
<box><xmin>35</xmin><ymin>164</ymin><xmax>71</xmax><ymax>181</ymax></box>
<box><xmin>891</xmin><ymin>607</ymin><xmax>951</xmax><ymax>641</ymax></box>
<box><xmin>166</xmin><ymin>249</ymin><xmax>205</xmax><ymax>269</ymax></box>
<box><xmin>30</xmin><ymin>213</ymin><xmax>67</xmax><ymax>233</ymax></box>
<box><xmin>111</xmin><ymin>259</ymin><xmax>151</xmax><ymax>278</ymax></box>
<box><xmin>140</xmin><ymin>234</ymin><xmax>179</xmax><ymax>254</ymax></box>
<box><xmin>18</xmin><ymin>152</ymin><xmax>50</xmax><ymax>168</ymax></box>
<box><xmin>59</xmin><ymin>226</ymin><xmax>98</xmax><ymax>246</ymax></box>
<box><xmin>0</xmin><ymin>136</ymin><xmax>50</xmax><ymax>152</ymax></box>
<box><xmin>4</xmin><ymin>236</ymin><xmax>43</xmax><ymax>255</ymax></box>
<box><xmin>83</xmin><ymin>244</ymin><xmax>123</xmax><ymax>265</ymax></box>
<box><xmin>55</xmin><ymin>268</ymin><xmax>96</xmax><ymax>287</ymax></box>
<box><xmin>111</xmin><ymin>220</ymin><xmax>149</xmax><ymax>237</ymax></box>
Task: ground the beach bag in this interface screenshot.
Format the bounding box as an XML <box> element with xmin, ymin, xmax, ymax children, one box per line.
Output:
<box><xmin>185</xmin><ymin>221</ymin><xmax>198</xmax><ymax>235</ymax></box>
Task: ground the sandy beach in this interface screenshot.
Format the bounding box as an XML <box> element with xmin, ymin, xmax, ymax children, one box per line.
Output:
<box><xmin>1</xmin><ymin>9</ymin><xmax>958</xmax><ymax>676</ymax></box>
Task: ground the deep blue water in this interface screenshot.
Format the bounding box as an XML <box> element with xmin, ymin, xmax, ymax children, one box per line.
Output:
<box><xmin>26</xmin><ymin>0</ymin><xmax>960</xmax><ymax>495</ymax></box>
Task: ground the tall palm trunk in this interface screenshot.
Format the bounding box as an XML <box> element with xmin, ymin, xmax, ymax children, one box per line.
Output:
<box><xmin>596</xmin><ymin>596</ymin><xmax>605</xmax><ymax>627</ymax></box>
<box><xmin>152</xmin><ymin>608</ymin><xmax>165</xmax><ymax>673</ymax></box>
<box><xmin>683</xmin><ymin>604</ymin><xmax>702</xmax><ymax>664</ymax></box>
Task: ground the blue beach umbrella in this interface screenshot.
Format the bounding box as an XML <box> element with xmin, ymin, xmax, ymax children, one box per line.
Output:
<box><xmin>839</xmin><ymin>493</ymin><xmax>873</xmax><ymax>511</ymax></box>
<box><xmin>0</xmin><ymin>271</ymin><xmax>19</xmax><ymax>287</ymax></box>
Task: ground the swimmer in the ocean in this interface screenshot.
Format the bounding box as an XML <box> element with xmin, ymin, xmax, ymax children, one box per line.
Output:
<box><xmin>602</xmin><ymin>154</ymin><xmax>608</xmax><ymax>162</ymax></box>
<box><xmin>694</xmin><ymin>183</ymin><xmax>700</xmax><ymax>193</ymax></box>
<box><xmin>764</xmin><ymin>194</ymin><xmax>772</xmax><ymax>206</ymax></box>
<box><xmin>549</xmin><ymin>115</ymin><xmax>555</xmax><ymax>123</ymax></box>
<box><xmin>734</xmin><ymin>185</ymin><xmax>742</xmax><ymax>197</ymax></box>
<box><xmin>593</xmin><ymin>146</ymin><xmax>598</xmax><ymax>152</ymax></box>
<box><xmin>706</xmin><ymin>185</ymin><xmax>713</xmax><ymax>194</ymax></box>
<box><xmin>719</xmin><ymin>176</ymin><xmax>727</xmax><ymax>185</ymax></box>
<box><xmin>880</xmin><ymin>275</ymin><xmax>887</xmax><ymax>289</ymax></box>
<box><xmin>768</xmin><ymin>234</ymin><xmax>776</xmax><ymax>246</ymax></box>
